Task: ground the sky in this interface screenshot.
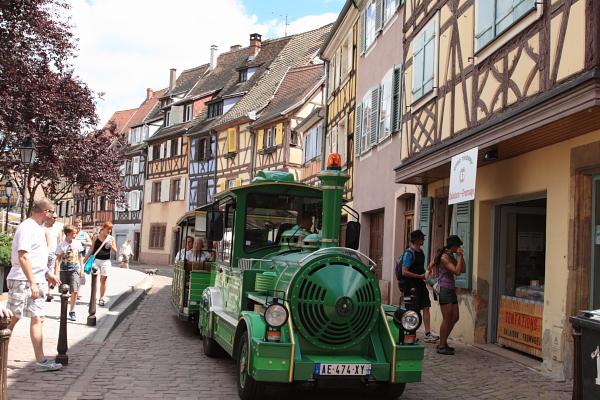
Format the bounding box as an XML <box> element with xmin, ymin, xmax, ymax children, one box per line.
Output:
<box><xmin>66</xmin><ymin>0</ymin><xmax>344</xmax><ymax>126</ymax></box>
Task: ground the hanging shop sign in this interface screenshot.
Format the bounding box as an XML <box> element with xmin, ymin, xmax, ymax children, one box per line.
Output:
<box><xmin>449</xmin><ymin>147</ymin><xmax>478</xmax><ymax>205</ymax></box>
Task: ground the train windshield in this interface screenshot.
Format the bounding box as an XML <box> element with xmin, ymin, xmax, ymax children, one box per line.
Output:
<box><xmin>244</xmin><ymin>192</ymin><xmax>322</xmax><ymax>253</ymax></box>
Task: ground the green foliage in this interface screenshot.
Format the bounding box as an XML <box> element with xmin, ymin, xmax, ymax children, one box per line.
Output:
<box><xmin>0</xmin><ymin>232</ymin><xmax>13</xmax><ymax>266</ymax></box>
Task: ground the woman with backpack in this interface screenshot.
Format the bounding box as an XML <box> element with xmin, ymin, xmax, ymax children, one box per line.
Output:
<box><xmin>433</xmin><ymin>235</ymin><xmax>466</xmax><ymax>355</ymax></box>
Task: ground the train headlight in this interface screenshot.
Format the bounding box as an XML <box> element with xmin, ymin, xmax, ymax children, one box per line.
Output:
<box><xmin>393</xmin><ymin>307</ymin><xmax>422</xmax><ymax>332</ymax></box>
<box><xmin>260</xmin><ymin>298</ymin><xmax>288</xmax><ymax>328</ymax></box>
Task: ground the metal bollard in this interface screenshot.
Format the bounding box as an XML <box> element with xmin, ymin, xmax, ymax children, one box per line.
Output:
<box><xmin>0</xmin><ymin>316</ymin><xmax>12</xmax><ymax>400</ymax></box>
<box><xmin>87</xmin><ymin>266</ymin><xmax>98</xmax><ymax>326</ymax></box>
<box><xmin>55</xmin><ymin>284</ymin><xmax>69</xmax><ymax>366</ymax></box>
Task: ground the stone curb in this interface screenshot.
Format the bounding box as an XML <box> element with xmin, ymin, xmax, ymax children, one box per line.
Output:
<box><xmin>89</xmin><ymin>275</ymin><xmax>154</xmax><ymax>343</ymax></box>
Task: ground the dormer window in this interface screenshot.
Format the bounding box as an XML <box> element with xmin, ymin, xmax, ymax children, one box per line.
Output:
<box><xmin>239</xmin><ymin>69</ymin><xmax>248</xmax><ymax>83</ymax></box>
<box><xmin>208</xmin><ymin>101</ymin><xmax>223</xmax><ymax>119</ymax></box>
<box><xmin>183</xmin><ymin>104</ymin><xmax>193</xmax><ymax>122</ymax></box>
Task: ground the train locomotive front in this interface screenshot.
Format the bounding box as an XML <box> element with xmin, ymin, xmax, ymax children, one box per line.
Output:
<box><xmin>195</xmin><ymin>156</ymin><xmax>424</xmax><ymax>400</ymax></box>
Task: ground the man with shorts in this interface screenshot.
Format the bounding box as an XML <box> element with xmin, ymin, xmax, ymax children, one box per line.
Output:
<box><xmin>6</xmin><ymin>197</ymin><xmax>62</xmax><ymax>371</ymax></box>
<box><xmin>399</xmin><ymin>229</ymin><xmax>439</xmax><ymax>343</ymax></box>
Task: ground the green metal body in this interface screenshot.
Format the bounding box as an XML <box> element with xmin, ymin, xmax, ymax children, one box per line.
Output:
<box><xmin>190</xmin><ymin>169</ymin><xmax>423</xmax><ymax>395</ymax></box>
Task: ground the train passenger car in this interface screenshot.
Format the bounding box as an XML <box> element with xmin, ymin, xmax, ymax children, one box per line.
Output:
<box><xmin>178</xmin><ymin>155</ymin><xmax>424</xmax><ymax>400</ymax></box>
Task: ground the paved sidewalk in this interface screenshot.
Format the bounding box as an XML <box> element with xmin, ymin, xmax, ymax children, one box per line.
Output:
<box><xmin>2</xmin><ymin>261</ymin><xmax>153</xmax><ymax>343</ymax></box>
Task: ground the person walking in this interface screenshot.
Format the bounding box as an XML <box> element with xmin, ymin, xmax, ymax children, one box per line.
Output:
<box><xmin>434</xmin><ymin>235</ymin><xmax>466</xmax><ymax>355</ymax></box>
<box><xmin>54</xmin><ymin>224</ymin><xmax>83</xmax><ymax>321</ymax></box>
<box><xmin>83</xmin><ymin>221</ymin><xmax>117</xmax><ymax>307</ymax></box>
<box><xmin>6</xmin><ymin>197</ymin><xmax>62</xmax><ymax>371</ymax></box>
<box><xmin>397</xmin><ymin>229</ymin><xmax>439</xmax><ymax>343</ymax></box>
<box><xmin>119</xmin><ymin>239</ymin><xmax>133</xmax><ymax>268</ymax></box>
<box><xmin>73</xmin><ymin>219</ymin><xmax>91</xmax><ymax>300</ymax></box>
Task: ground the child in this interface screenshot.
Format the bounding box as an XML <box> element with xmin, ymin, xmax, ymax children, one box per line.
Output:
<box><xmin>54</xmin><ymin>224</ymin><xmax>84</xmax><ymax>321</ymax></box>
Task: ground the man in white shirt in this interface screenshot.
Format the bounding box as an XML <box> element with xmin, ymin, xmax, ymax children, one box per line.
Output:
<box><xmin>6</xmin><ymin>197</ymin><xmax>62</xmax><ymax>372</ymax></box>
<box><xmin>174</xmin><ymin>236</ymin><xmax>194</xmax><ymax>263</ymax></box>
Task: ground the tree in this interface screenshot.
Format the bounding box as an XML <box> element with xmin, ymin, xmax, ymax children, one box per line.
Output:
<box><xmin>0</xmin><ymin>1</ymin><xmax>126</xmax><ymax>216</ymax></box>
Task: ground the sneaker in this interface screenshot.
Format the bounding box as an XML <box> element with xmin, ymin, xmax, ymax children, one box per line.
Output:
<box><xmin>436</xmin><ymin>346</ymin><xmax>454</xmax><ymax>355</ymax></box>
<box><xmin>36</xmin><ymin>359</ymin><xmax>62</xmax><ymax>372</ymax></box>
<box><xmin>68</xmin><ymin>311</ymin><xmax>76</xmax><ymax>321</ymax></box>
<box><xmin>424</xmin><ymin>332</ymin><xmax>439</xmax><ymax>343</ymax></box>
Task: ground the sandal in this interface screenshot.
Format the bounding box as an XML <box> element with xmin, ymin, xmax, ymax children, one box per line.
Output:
<box><xmin>98</xmin><ymin>299</ymin><xmax>105</xmax><ymax>306</ymax></box>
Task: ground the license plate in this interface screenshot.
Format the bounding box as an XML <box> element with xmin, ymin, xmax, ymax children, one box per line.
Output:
<box><xmin>314</xmin><ymin>363</ymin><xmax>371</xmax><ymax>376</ymax></box>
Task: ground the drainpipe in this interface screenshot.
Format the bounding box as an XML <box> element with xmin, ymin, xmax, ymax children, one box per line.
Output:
<box><xmin>248</xmin><ymin>128</ymin><xmax>256</xmax><ymax>180</ymax></box>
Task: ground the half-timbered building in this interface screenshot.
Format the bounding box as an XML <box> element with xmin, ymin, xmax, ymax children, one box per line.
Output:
<box><xmin>347</xmin><ymin>0</ymin><xmax>414</xmax><ymax>305</ymax></box>
<box><xmin>395</xmin><ymin>0</ymin><xmax>600</xmax><ymax>378</ymax></box>
<box><xmin>140</xmin><ymin>66</ymin><xmax>209</xmax><ymax>265</ymax></box>
<box><xmin>185</xmin><ymin>45</ymin><xmax>252</xmax><ymax>211</ymax></box>
<box><xmin>112</xmin><ymin>88</ymin><xmax>166</xmax><ymax>260</ymax></box>
<box><xmin>208</xmin><ymin>26</ymin><xmax>332</xmax><ymax>194</ymax></box>
<box><xmin>73</xmin><ymin>108</ymin><xmax>136</xmax><ymax>235</ymax></box>
<box><xmin>249</xmin><ymin>64</ymin><xmax>325</xmax><ymax>181</ymax></box>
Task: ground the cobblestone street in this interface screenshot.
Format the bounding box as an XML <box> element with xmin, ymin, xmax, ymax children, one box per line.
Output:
<box><xmin>6</xmin><ymin>265</ymin><xmax>573</xmax><ymax>400</ymax></box>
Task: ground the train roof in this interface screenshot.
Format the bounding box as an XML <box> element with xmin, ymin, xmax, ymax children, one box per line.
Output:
<box><xmin>213</xmin><ymin>171</ymin><xmax>324</xmax><ymax>200</ymax></box>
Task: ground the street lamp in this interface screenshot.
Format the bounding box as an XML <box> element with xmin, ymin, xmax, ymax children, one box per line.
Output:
<box><xmin>19</xmin><ymin>137</ymin><xmax>37</xmax><ymax>221</ymax></box>
<box><xmin>4</xmin><ymin>180</ymin><xmax>12</xmax><ymax>232</ymax></box>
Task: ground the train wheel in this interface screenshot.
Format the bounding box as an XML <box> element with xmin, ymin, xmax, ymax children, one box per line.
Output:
<box><xmin>237</xmin><ymin>331</ymin><xmax>265</xmax><ymax>400</ymax></box>
<box><xmin>203</xmin><ymin>334</ymin><xmax>224</xmax><ymax>358</ymax></box>
<box><xmin>372</xmin><ymin>382</ymin><xmax>406</xmax><ymax>400</ymax></box>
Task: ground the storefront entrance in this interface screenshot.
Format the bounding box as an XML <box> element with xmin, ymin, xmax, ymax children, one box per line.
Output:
<box><xmin>490</xmin><ymin>197</ymin><xmax>547</xmax><ymax>358</ymax></box>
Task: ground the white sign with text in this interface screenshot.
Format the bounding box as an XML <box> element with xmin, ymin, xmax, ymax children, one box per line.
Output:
<box><xmin>449</xmin><ymin>147</ymin><xmax>478</xmax><ymax>205</ymax></box>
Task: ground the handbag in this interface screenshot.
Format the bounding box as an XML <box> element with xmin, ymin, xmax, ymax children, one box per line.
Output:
<box><xmin>425</xmin><ymin>261</ymin><xmax>442</xmax><ymax>295</ymax></box>
<box><xmin>84</xmin><ymin>236</ymin><xmax>109</xmax><ymax>274</ymax></box>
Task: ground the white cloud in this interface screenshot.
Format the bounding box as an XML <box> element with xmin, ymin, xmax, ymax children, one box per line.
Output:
<box><xmin>65</xmin><ymin>0</ymin><xmax>336</xmax><ymax>127</ymax></box>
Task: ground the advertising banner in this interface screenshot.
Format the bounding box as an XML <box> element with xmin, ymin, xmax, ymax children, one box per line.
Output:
<box><xmin>449</xmin><ymin>147</ymin><xmax>478</xmax><ymax>205</ymax></box>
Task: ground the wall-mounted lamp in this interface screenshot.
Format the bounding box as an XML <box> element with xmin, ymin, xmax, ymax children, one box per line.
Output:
<box><xmin>483</xmin><ymin>149</ymin><xmax>498</xmax><ymax>162</ymax></box>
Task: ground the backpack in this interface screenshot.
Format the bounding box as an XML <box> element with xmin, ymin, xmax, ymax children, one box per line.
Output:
<box><xmin>395</xmin><ymin>247</ymin><xmax>416</xmax><ymax>281</ymax></box>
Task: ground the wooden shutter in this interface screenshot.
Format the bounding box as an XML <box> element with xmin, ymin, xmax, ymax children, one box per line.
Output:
<box><xmin>392</xmin><ymin>64</ymin><xmax>403</xmax><ymax>132</ymax></box>
<box><xmin>275</xmin><ymin>123</ymin><xmax>283</xmax><ymax>146</ymax></box>
<box><xmin>422</xmin><ymin>23</ymin><xmax>436</xmax><ymax>95</ymax></box>
<box><xmin>453</xmin><ymin>200</ymin><xmax>473</xmax><ymax>289</ymax></box>
<box><xmin>178</xmin><ymin>137</ymin><xmax>183</xmax><ymax>156</ymax></box>
<box><xmin>227</xmin><ymin>128</ymin><xmax>237</xmax><ymax>153</ymax></box>
<box><xmin>165</xmin><ymin>140</ymin><xmax>172</xmax><ymax>158</ymax></box>
<box><xmin>145</xmin><ymin>181</ymin><xmax>153</xmax><ymax>203</ymax></box>
<box><xmin>257</xmin><ymin>129</ymin><xmax>264</xmax><ymax>150</ymax></box>
<box><xmin>148</xmin><ymin>146</ymin><xmax>153</xmax><ymax>161</ymax></box>
<box><xmin>161</xmin><ymin>180</ymin><xmax>170</xmax><ymax>202</ymax></box>
<box><xmin>375</xmin><ymin>0</ymin><xmax>383</xmax><ymax>32</ymax></box>
<box><xmin>219</xmin><ymin>180</ymin><xmax>226</xmax><ymax>192</ymax></box>
<box><xmin>235</xmin><ymin>177</ymin><xmax>242</xmax><ymax>187</ymax></box>
<box><xmin>354</xmin><ymin>103</ymin><xmax>362</xmax><ymax>156</ymax></box>
<box><xmin>359</xmin><ymin>10</ymin><xmax>366</xmax><ymax>55</ymax></box>
<box><xmin>179</xmin><ymin>177</ymin><xmax>186</xmax><ymax>201</ymax></box>
<box><xmin>370</xmin><ymin>86</ymin><xmax>380</xmax><ymax>146</ymax></box>
<box><xmin>132</xmin><ymin>156</ymin><xmax>140</xmax><ymax>174</ymax></box>
<box><xmin>159</xmin><ymin>143</ymin><xmax>164</xmax><ymax>159</ymax></box>
<box><xmin>419</xmin><ymin>196</ymin><xmax>433</xmax><ymax>266</ymax></box>
<box><xmin>412</xmin><ymin>30</ymin><xmax>425</xmax><ymax>100</ymax></box>
<box><xmin>316</xmin><ymin>123</ymin><xmax>323</xmax><ymax>157</ymax></box>
<box><xmin>475</xmin><ymin>0</ymin><xmax>495</xmax><ymax>50</ymax></box>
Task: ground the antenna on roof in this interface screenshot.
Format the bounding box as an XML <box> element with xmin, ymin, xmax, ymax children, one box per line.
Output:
<box><xmin>271</xmin><ymin>12</ymin><xmax>293</xmax><ymax>36</ymax></box>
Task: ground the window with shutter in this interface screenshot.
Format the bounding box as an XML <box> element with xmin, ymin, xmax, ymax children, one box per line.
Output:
<box><xmin>370</xmin><ymin>85</ymin><xmax>380</xmax><ymax>146</ymax></box>
<box><xmin>159</xmin><ymin>143</ymin><xmax>165</xmax><ymax>159</ymax></box>
<box><xmin>475</xmin><ymin>0</ymin><xmax>536</xmax><ymax>51</ymax></box>
<box><xmin>412</xmin><ymin>16</ymin><xmax>437</xmax><ymax>103</ymax></box>
<box><xmin>227</xmin><ymin>128</ymin><xmax>237</xmax><ymax>153</ymax></box>
<box><xmin>355</xmin><ymin>103</ymin><xmax>363</xmax><ymax>156</ymax></box>
<box><xmin>132</xmin><ymin>156</ymin><xmax>140</xmax><ymax>175</ymax></box>
<box><xmin>453</xmin><ymin>200</ymin><xmax>473</xmax><ymax>289</ymax></box>
<box><xmin>359</xmin><ymin>10</ymin><xmax>367</xmax><ymax>54</ymax></box>
<box><xmin>361</xmin><ymin>91</ymin><xmax>372</xmax><ymax>154</ymax></box>
<box><xmin>392</xmin><ymin>64</ymin><xmax>403</xmax><ymax>132</ymax></box>
<box><xmin>419</xmin><ymin>197</ymin><xmax>433</xmax><ymax>266</ymax></box>
<box><xmin>166</xmin><ymin>140</ymin><xmax>172</xmax><ymax>158</ymax></box>
<box><xmin>375</xmin><ymin>0</ymin><xmax>383</xmax><ymax>32</ymax></box>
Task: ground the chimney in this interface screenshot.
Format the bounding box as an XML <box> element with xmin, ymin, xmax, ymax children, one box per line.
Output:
<box><xmin>209</xmin><ymin>45</ymin><xmax>218</xmax><ymax>72</ymax></box>
<box><xmin>169</xmin><ymin>68</ymin><xmax>177</xmax><ymax>89</ymax></box>
<box><xmin>249</xmin><ymin>33</ymin><xmax>262</xmax><ymax>57</ymax></box>
<box><xmin>230</xmin><ymin>44</ymin><xmax>242</xmax><ymax>52</ymax></box>
<box><xmin>146</xmin><ymin>88</ymin><xmax>153</xmax><ymax>101</ymax></box>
